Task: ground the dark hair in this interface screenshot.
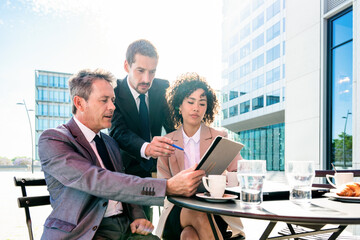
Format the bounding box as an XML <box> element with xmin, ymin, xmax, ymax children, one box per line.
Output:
<box><xmin>68</xmin><ymin>69</ymin><xmax>115</xmax><ymax>114</ymax></box>
<box><xmin>126</xmin><ymin>39</ymin><xmax>159</xmax><ymax>66</ymax></box>
<box><xmin>166</xmin><ymin>72</ymin><xmax>219</xmax><ymax>128</ymax></box>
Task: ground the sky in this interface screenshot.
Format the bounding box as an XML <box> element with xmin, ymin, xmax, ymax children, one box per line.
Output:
<box><xmin>0</xmin><ymin>0</ymin><xmax>223</xmax><ymax>159</ymax></box>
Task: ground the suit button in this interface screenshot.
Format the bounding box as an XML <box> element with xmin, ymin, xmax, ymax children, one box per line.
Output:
<box><xmin>92</xmin><ymin>226</ymin><xmax>98</xmax><ymax>231</ymax></box>
<box><xmin>103</xmin><ymin>202</ymin><xmax>108</xmax><ymax>207</ymax></box>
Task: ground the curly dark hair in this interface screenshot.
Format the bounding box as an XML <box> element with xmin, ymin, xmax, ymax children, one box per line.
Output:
<box><xmin>166</xmin><ymin>72</ymin><xmax>219</xmax><ymax>128</ymax></box>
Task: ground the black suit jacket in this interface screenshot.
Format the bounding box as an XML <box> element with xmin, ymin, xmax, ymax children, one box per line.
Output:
<box><xmin>109</xmin><ymin>77</ymin><xmax>175</xmax><ymax>178</ymax></box>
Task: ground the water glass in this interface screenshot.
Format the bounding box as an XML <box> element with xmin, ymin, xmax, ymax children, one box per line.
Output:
<box><xmin>237</xmin><ymin>160</ymin><xmax>267</xmax><ymax>205</ymax></box>
<box><xmin>285</xmin><ymin>161</ymin><xmax>315</xmax><ymax>204</ymax></box>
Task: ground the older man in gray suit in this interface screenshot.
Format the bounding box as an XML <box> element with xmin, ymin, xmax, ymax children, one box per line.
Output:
<box><xmin>38</xmin><ymin>69</ymin><xmax>204</xmax><ymax>240</ymax></box>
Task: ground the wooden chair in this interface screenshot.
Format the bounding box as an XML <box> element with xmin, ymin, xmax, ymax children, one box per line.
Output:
<box><xmin>14</xmin><ymin>176</ymin><xmax>50</xmax><ymax>240</ymax></box>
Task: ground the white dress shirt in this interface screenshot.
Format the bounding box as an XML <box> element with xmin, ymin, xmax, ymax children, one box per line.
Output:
<box><xmin>182</xmin><ymin>125</ymin><xmax>201</xmax><ymax>170</ymax></box>
<box><xmin>73</xmin><ymin>116</ymin><xmax>123</xmax><ymax>217</ymax></box>
<box><xmin>127</xmin><ymin>78</ymin><xmax>152</xmax><ymax>160</ymax></box>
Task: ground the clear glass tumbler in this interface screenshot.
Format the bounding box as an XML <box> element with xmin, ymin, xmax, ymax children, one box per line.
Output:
<box><xmin>237</xmin><ymin>160</ymin><xmax>267</xmax><ymax>205</ymax></box>
<box><xmin>285</xmin><ymin>161</ymin><xmax>315</xmax><ymax>204</ymax></box>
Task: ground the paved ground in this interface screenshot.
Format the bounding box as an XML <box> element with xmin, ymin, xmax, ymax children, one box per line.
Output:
<box><xmin>2</xmin><ymin>170</ymin><xmax>359</xmax><ymax>239</ymax></box>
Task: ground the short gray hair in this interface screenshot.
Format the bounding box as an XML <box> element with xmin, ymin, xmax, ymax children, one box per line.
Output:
<box><xmin>68</xmin><ymin>68</ymin><xmax>116</xmax><ymax>114</ymax></box>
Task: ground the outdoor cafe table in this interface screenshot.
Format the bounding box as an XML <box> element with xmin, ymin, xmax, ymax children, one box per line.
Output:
<box><xmin>167</xmin><ymin>196</ymin><xmax>360</xmax><ymax>240</ymax></box>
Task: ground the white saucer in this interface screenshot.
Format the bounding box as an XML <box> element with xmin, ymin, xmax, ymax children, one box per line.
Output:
<box><xmin>196</xmin><ymin>193</ymin><xmax>238</xmax><ymax>202</ymax></box>
<box><xmin>325</xmin><ymin>193</ymin><xmax>360</xmax><ymax>203</ymax></box>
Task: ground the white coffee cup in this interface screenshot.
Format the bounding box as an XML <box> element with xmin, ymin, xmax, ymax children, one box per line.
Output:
<box><xmin>226</xmin><ymin>172</ymin><xmax>239</xmax><ymax>187</ymax></box>
<box><xmin>202</xmin><ymin>175</ymin><xmax>226</xmax><ymax>198</ymax></box>
<box><xmin>326</xmin><ymin>172</ymin><xmax>354</xmax><ymax>188</ymax></box>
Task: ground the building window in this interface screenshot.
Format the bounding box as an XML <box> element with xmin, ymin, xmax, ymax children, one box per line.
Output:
<box><xmin>252</xmin><ymin>12</ymin><xmax>264</xmax><ymax>31</ymax></box>
<box><xmin>252</xmin><ymin>95</ymin><xmax>264</xmax><ymax>110</ymax></box>
<box><xmin>327</xmin><ymin>8</ymin><xmax>353</xmax><ymax>169</ymax></box>
<box><xmin>222</xmin><ymin>93</ymin><xmax>229</xmax><ymax>103</ymax></box>
<box><xmin>239</xmin><ymin>80</ymin><xmax>251</xmax><ymax>96</ymax></box>
<box><xmin>266</xmin><ymin>66</ymin><xmax>281</xmax><ymax>85</ymax></box>
<box><xmin>229</xmin><ymin>91</ymin><xmax>239</xmax><ymax>100</ymax></box>
<box><xmin>222</xmin><ymin>109</ymin><xmax>228</xmax><ymax>119</ymax></box>
<box><xmin>252</xmin><ymin>0</ymin><xmax>264</xmax><ymax>11</ymax></box>
<box><xmin>238</xmin><ymin>123</ymin><xmax>284</xmax><ymax>170</ymax></box>
<box><xmin>252</xmin><ymin>33</ymin><xmax>264</xmax><ymax>51</ymax></box>
<box><xmin>266</xmin><ymin>0</ymin><xmax>280</xmax><ymax>21</ymax></box>
<box><xmin>230</xmin><ymin>33</ymin><xmax>239</xmax><ymax>48</ymax></box>
<box><xmin>240</xmin><ymin>43</ymin><xmax>251</xmax><ymax>59</ymax></box>
<box><xmin>240</xmin><ymin>100</ymin><xmax>250</xmax><ymax>114</ymax></box>
<box><xmin>252</xmin><ymin>74</ymin><xmax>264</xmax><ymax>91</ymax></box>
<box><xmin>282</xmin><ymin>87</ymin><xmax>285</xmax><ymax>102</ymax></box>
<box><xmin>266</xmin><ymin>44</ymin><xmax>280</xmax><ymax>63</ymax></box>
<box><xmin>266</xmin><ymin>21</ymin><xmax>280</xmax><ymax>42</ymax></box>
<box><xmin>240</xmin><ymin>62</ymin><xmax>250</xmax><ymax>78</ymax></box>
<box><xmin>283</xmin><ymin>18</ymin><xmax>286</xmax><ymax>32</ymax></box>
<box><xmin>282</xmin><ymin>64</ymin><xmax>285</xmax><ymax>78</ymax></box>
<box><xmin>266</xmin><ymin>89</ymin><xmax>280</xmax><ymax>106</ymax></box>
<box><xmin>282</xmin><ymin>41</ymin><xmax>285</xmax><ymax>55</ymax></box>
<box><xmin>252</xmin><ymin>54</ymin><xmax>264</xmax><ymax>71</ymax></box>
<box><xmin>239</xmin><ymin>4</ymin><xmax>251</xmax><ymax>21</ymax></box>
<box><xmin>229</xmin><ymin>105</ymin><xmax>238</xmax><ymax>117</ymax></box>
<box><xmin>240</xmin><ymin>24</ymin><xmax>251</xmax><ymax>39</ymax></box>
<box><xmin>38</xmin><ymin>75</ymin><xmax>48</xmax><ymax>86</ymax></box>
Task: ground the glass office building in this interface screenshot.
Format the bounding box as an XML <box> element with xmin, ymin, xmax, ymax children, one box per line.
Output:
<box><xmin>35</xmin><ymin>70</ymin><xmax>73</xmax><ymax>160</ymax></box>
<box><xmin>221</xmin><ymin>0</ymin><xmax>286</xmax><ymax>170</ymax></box>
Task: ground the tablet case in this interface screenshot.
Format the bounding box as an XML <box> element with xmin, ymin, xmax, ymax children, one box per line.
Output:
<box><xmin>196</xmin><ymin>135</ymin><xmax>244</xmax><ymax>192</ymax></box>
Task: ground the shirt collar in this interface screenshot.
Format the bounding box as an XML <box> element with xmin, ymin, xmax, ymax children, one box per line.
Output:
<box><xmin>73</xmin><ymin>116</ymin><xmax>99</xmax><ymax>143</ymax></box>
<box><xmin>182</xmin><ymin>125</ymin><xmax>201</xmax><ymax>145</ymax></box>
<box><xmin>127</xmin><ymin>76</ymin><xmax>149</xmax><ymax>101</ymax></box>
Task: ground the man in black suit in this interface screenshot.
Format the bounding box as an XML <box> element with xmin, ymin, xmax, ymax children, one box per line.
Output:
<box><xmin>109</xmin><ymin>39</ymin><xmax>176</xmax><ymax>220</ymax></box>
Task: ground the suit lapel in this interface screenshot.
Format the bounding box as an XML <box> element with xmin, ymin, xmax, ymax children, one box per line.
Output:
<box><xmin>147</xmin><ymin>80</ymin><xmax>159</xmax><ymax>133</ymax></box>
<box><xmin>66</xmin><ymin>118</ymin><xmax>99</xmax><ymax>166</ymax></box>
<box><xmin>172</xmin><ymin>128</ymin><xmax>185</xmax><ymax>171</ymax></box>
<box><xmin>200</xmin><ymin>123</ymin><xmax>213</xmax><ymax>158</ymax></box>
<box><xmin>118</xmin><ymin>78</ymin><xmax>142</xmax><ymax>133</ymax></box>
<box><xmin>101</xmin><ymin>133</ymin><xmax>123</xmax><ymax>172</ymax></box>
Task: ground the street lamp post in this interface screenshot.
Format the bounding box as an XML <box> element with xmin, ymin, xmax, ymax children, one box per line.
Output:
<box><xmin>342</xmin><ymin>110</ymin><xmax>352</xmax><ymax>168</ymax></box>
<box><xmin>17</xmin><ymin>100</ymin><xmax>34</xmax><ymax>173</ymax></box>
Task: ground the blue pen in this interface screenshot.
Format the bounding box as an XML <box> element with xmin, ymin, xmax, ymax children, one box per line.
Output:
<box><xmin>171</xmin><ymin>144</ymin><xmax>184</xmax><ymax>151</ymax></box>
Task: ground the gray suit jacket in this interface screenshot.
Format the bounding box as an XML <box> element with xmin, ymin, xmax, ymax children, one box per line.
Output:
<box><xmin>39</xmin><ymin>118</ymin><xmax>167</xmax><ymax>239</ymax></box>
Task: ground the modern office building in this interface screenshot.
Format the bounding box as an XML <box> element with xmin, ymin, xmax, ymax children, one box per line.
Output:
<box><xmin>221</xmin><ymin>0</ymin><xmax>359</xmax><ymax>171</ymax></box>
<box><xmin>221</xmin><ymin>0</ymin><xmax>286</xmax><ymax>171</ymax></box>
<box><xmin>35</xmin><ymin>70</ymin><xmax>73</xmax><ymax>160</ymax></box>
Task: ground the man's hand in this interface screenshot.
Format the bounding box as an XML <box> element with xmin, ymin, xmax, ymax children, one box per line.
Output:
<box><xmin>145</xmin><ymin>136</ymin><xmax>175</xmax><ymax>158</ymax></box>
<box><xmin>166</xmin><ymin>165</ymin><xmax>205</xmax><ymax>197</ymax></box>
<box><xmin>130</xmin><ymin>218</ymin><xmax>154</xmax><ymax>235</ymax></box>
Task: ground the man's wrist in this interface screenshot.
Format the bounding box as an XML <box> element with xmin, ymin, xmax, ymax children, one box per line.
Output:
<box><xmin>141</xmin><ymin>142</ymin><xmax>151</xmax><ymax>159</ymax></box>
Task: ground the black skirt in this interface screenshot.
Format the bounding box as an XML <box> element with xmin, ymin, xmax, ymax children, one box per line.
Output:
<box><xmin>162</xmin><ymin>205</ymin><xmax>228</xmax><ymax>240</ymax></box>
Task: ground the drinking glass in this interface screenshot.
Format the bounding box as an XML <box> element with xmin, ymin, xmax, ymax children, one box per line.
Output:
<box><xmin>237</xmin><ymin>160</ymin><xmax>267</xmax><ymax>205</ymax></box>
<box><xmin>285</xmin><ymin>161</ymin><xmax>315</xmax><ymax>204</ymax></box>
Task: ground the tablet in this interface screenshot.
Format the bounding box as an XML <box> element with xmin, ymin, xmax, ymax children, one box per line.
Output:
<box><xmin>196</xmin><ymin>135</ymin><xmax>244</xmax><ymax>192</ymax></box>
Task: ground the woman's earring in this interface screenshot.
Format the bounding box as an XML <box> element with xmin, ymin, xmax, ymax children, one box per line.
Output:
<box><xmin>179</xmin><ymin>109</ymin><xmax>182</xmax><ymax>115</ymax></box>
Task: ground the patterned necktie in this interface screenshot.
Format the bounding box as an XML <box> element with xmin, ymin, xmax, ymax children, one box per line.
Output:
<box><xmin>93</xmin><ymin>135</ymin><xmax>115</xmax><ymax>172</ymax></box>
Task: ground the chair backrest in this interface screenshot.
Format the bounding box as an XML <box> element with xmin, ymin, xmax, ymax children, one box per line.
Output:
<box><xmin>312</xmin><ymin>170</ymin><xmax>360</xmax><ymax>189</ymax></box>
<box><xmin>14</xmin><ymin>177</ymin><xmax>50</xmax><ymax>240</ymax></box>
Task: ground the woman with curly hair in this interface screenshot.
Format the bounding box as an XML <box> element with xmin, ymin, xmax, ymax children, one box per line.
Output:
<box><xmin>156</xmin><ymin>73</ymin><xmax>244</xmax><ymax>240</ymax></box>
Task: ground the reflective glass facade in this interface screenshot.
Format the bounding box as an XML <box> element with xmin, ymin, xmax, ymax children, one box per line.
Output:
<box><xmin>221</xmin><ymin>0</ymin><xmax>285</xmax><ymax>171</ymax></box>
<box><xmin>238</xmin><ymin>123</ymin><xmax>284</xmax><ymax>171</ymax></box>
<box><xmin>35</xmin><ymin>70</ymin><xmax>73</xmax><ymax>160</ymax></box>
<box><xmin>328</xmin><ymin>8</ymin><xmax>353</xmax><ymax>168</ymax></box>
